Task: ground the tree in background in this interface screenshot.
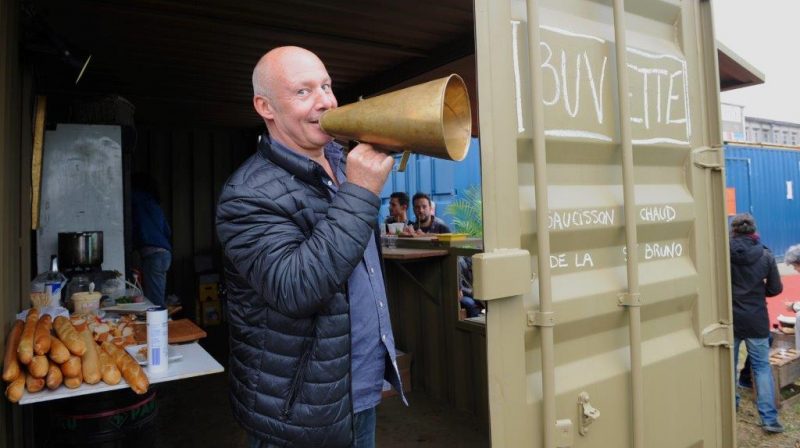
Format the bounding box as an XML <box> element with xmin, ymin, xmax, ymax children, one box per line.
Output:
<box><xmin>446</xmin><ymin>185</ymin><xmax>482</xmax><ymax>238</ymax></box>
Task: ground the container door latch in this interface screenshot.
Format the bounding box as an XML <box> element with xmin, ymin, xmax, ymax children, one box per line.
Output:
<box><xmin>702</xmin><ymin>323</ymin><xmax>731</xmax><ymax>347</ymax></box>
<box><xmin>578</xmin><ymin>392</ymin><xmax>600</xmax><ymax>436</ymax></box>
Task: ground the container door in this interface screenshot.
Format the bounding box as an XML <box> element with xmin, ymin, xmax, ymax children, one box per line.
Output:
<box><xmin>473</xmin><ymin>0</ymin><xmax>734</xmax><ymax>447</ymax></box>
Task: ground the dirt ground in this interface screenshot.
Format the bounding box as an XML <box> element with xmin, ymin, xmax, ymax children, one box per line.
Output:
<box><xmin>737</xmin><ymin>385</ymin><xmax>800</xmax><ymax>448</ymax></box>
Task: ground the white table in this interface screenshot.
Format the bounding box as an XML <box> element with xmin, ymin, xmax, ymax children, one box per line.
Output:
<box><xmin>19</xmin><ymin>342</ymin><xmax>224</xmax><ymax>405</ymax></box>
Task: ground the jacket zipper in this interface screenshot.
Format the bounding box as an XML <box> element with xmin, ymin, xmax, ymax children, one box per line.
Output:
<box><xmin>280</xmin><ymin>340</ymin><xmax>314</xmax><ymax>421</ymax></box>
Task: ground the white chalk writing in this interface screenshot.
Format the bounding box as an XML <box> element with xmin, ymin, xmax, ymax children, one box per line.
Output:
<box><xmin>548</xmin><ymin>209</ymin><xmax>615</xmax><ymax>230</ymax></box>
<box><xmin>639</xmin><ymin>205</ymin><xmax>677</xmax><ymax>223</ymax></box>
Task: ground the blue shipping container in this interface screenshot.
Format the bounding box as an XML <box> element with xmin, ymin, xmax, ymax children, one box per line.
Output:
<box><xmin>725</xmin><ymin>143</ymin><xmax>800</xmax><ymax>259</ymax></box>
<box><xmin>378</xmin><ymin>138</ymin><xmax>482</xmax><ymax>228</ymax></box>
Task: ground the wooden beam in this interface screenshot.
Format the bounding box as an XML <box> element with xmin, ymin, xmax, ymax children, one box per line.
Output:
<box><xmin>31</xmin><ymin>95</ymin><xmax>46</xmax><ymax>230</ymax></box>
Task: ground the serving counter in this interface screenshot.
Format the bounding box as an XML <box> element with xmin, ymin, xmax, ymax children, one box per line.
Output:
<box><xmin>381</xmin><ymin>239</ymin><xmax>488</xmax><ymax>431</ymax></box>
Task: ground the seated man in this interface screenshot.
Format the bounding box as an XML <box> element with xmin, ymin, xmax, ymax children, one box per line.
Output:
<box><xmin>385</xmin><ymin>192</ymin><xmax>411</xmax><ymax>226</ymax></box>
<box><xmin>411</xmin><ymin>192</ymin><xmax>451</xmax><ymax>234</ymax></box>
<box><xmin>458</xmin><ymin>255</ymin><xmax>483</xmax><ymax>318</ymax></box>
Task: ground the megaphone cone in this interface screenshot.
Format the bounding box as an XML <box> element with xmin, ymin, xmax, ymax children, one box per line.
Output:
<box><xmin>320</xmin><ymin>74</ymin><xmax>471</xmax><ymax>161</ymax></box>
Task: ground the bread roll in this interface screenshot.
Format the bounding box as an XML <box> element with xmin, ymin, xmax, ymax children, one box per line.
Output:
<box><xmin>17</xmin><ymin>309</ymin><xmax>40</xmax><ymax>365</ymax></box>
<box><xmin>46</xmin><ymin>364</ymin><xmax>63</xmax><ymax>390</ymax></box>
<box><xmin>5</xmin><ymin>372</ymin><xmax>25</xmax><ymax>403</ymax></box>
<box><xmin>79</xmin><ymin>330</ymin><xmax>101</xmax><ymax>384</ymax></box>
<box><xmin>61</xmin><ymin>355</ymin><xmax>82</xmax><ymax>378</ymax></box>
<box><xmin>101</xmin><ymin>341</ymin><xmax>149</xmax><ymax>394</ymax></box>
<box><xmin>63</xmin><ymin>374</ymin><xmax>82</xmax><ymax>389</ymax></box>
<box><xmin>29</xmin><ymin>355</ymin><xmax>49</xmax><ymax>378</ymax></box>
<box><xmin>98</xmin><ymin>347</ymin><xmax>121</xmax><ymax>385</ymax></box>
<box><xmin>25</xmin><ymin>372</ymin><xmax>45</xmax><ymax>393</ymax></box>
<box><xmin>33</xmin><ymin>314</ymin><xmax>52</xmax><ymax>355</ymax></box>
<box><xmin>54</xmin><ymin>316</ymin><xmax>86</xmax><ymax>356</ymax></box>
<box><xmin>48</xmin><ymin>337</ymin><xmax>70</xmax><ymax>364</ymax></box>
<box><xmin>2</xmin><ymin>320</ymin><xmax>24</xmax><ymax>382</ymax></box>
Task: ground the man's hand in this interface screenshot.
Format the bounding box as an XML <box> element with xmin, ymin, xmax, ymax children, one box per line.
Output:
<box><xmin>346</xmin><ymin>143</ymin><xmax>394</xmax><ymax>196</ymax></box>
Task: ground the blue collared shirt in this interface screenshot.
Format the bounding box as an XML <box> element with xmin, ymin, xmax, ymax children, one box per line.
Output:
<box><xmin>272</xmin><ymin>137</ymin><xmax>405</xmax><ymax>412</ymax></box>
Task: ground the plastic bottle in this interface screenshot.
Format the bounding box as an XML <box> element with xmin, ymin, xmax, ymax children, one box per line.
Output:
<box><xmin>146</xmin><ymin>307</ymin><xmax>169</xmax><ymax>374</ymax></box>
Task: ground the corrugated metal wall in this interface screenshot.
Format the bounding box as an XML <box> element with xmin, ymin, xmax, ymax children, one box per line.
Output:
<box><xmin>378</xmin><ymin>138</ymin><xmax>481</xmax><ymax>226</ymax></box>
<box><xmin>132</xmin><ymin>127</ymin><xmax>258</xmax><ymax>318</ymax></box>
<box><xmin>725</xmin><ymin>143</ymin><xmax>800</xmax><ymax>258</ymax></box>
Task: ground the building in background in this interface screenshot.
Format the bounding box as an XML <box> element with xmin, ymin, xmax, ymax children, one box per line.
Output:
<box><xmin>744</xmin><ymin>116</ymin><xmax>800</xmax><ymax>146</ymax></box>
<box><xmin>721</xmin><ymin>103</ymin><xmax>746</xmax><ymax>141</ymax></box>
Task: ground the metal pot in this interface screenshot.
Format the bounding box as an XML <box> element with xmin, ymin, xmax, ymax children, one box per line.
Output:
<box><xmin>58</xmin><ymin>231</ymin><xmax>103</xmax><ymax>270</ymax></box>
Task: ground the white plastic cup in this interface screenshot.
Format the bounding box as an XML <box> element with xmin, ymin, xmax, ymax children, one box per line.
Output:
<box><xmin>147</xmin><ymin>307</ymin><xmax>169</xmax><ymax>374</ymax></box>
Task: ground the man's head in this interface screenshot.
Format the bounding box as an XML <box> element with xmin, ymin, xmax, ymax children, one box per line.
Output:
<box><xmin>412</xmin><ymin>192</ymin><xmax>433</xmax><ymax>225</ymax></box>
<box><xmin>252</xmin><ymin>46</ymin><xmax>337</xmax><ymax>154</ymax></box>
<box><xmin>389</xmin><ymin>192</ymin><xmax>409</xmax><ymax>220</ymax></box>
<box><xmin>730</xmin><ymin>213</ymin><xmax>757</xmax><ymax>235</ymax></box>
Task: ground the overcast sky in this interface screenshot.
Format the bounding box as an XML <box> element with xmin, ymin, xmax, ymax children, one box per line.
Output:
<box><xmin>714</xmin><ymin>0</ymin><xmax>800</xmax><ymax>123</ymax></box>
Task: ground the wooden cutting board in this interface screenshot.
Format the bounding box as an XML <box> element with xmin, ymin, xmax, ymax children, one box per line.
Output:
<box><xmin>132</xmin><ymin>319</ymin><xmax>208</xmax><ymax>344</ymax></box>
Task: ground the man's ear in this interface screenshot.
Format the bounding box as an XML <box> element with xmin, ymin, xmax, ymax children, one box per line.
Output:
<box><xmin>253</xmin><ymin>95</ymin><xmax>275</xmax><ymax>121</ymax></box>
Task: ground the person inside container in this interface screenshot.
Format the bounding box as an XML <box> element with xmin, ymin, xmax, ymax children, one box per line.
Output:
<box><xmin>409</xmin><ymin>192</ymin><xmax>451</xmax><ymax>234</ymax></box>
<box><xmin>385</xmin><ymin>192</ymin><xmax>411</xmax><ymax>227</ymax></box>
<box><xmin>131</xmin><ymin>172</ymin><xmax>172</xmax><ymax>308</ymax></box>
<box><xmin>216</xmin><ymin>46</ymin><xmax>405</xmax><ymax>448</ymax></box>
<box><xmin>729</xmin><ymin>213</ymin><xmax>784</xmax><ymax>433</ymax></box>
<box><xmin>457</xmin><ymin>255</ymin><xmax>483</xmax><ymax>318</ymax></box>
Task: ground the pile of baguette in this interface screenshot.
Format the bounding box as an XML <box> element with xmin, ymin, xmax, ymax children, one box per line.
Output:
<box><xmin>2</xmin><ymin>309</ymin><xmax>149</xmax><ymax>403</ymax></box>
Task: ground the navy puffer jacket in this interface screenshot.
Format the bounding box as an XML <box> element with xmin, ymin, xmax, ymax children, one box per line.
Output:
<box><xmin>216</xmin><ymin>135</ymin><xmax>381</xmax><ymax>447</ymax></box>
<box><xmin>729</xmin><ymin>235</ymin><xmax>783</xmax><ymax>339</ymax></box>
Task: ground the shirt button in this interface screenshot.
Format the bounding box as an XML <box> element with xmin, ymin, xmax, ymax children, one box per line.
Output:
<box><xmin>369</xmin><ymin>267</ymin><xmax>374</xmax><ymax>274</ymax></box>
<box><xmin>382</xmin><ymin>334</ymin><xmax>386</xmax><ymax>341</ymax></box>
<box><xmin>326</xmin><ymin>180</ymin><xmax>332</xmax><ymax>186</ymax></box>
<box><xmin>379</xmin><ymin>301</ymin><xmax>384</xmax><ymax>308</ymax></box>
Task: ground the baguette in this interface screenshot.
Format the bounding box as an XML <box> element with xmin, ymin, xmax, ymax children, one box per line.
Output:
<box><xmin>101</xmin><ymin>341</ymin><xmax>149</xmax><ymax>394</ymax></box>
<box><xmin>46</xmin><ymin>364</ymin><xmax>63</xmax><ymax>390</ymax></box>
<box><xmin>53</xmin><ymin>316</ymin><xmax>86</xmax><ymax>356</ymax></box>
<box><xmin>2</xmin><ymin>320</ymin><xmax>24</xmax><ymax>382</ymax></box>
<box><xmin>98</xmin><ymin>346</ymin><xmax>121</xmax><ymax>385</ymax></box>
<box><xmin>48</xmin><ymin>337</ymin><xmax>70</xmax><ymax>364</ymax></box>
<box><xmin>5</xmin><ymin>372</ymin><xmax>25</xmax><ymax>403</ymax></box>
<box><xmin>29</xmin><ymin>355</ymin><xmax>49</xmax><ymax>378</ymax></box>
<box><xmin>33</xmin><ymin>314</ymin><xmax>52</xmax><ymax>355</ymax></box>
<box><xmin>25</xmin><ymin>371</ymin><xmax>45</xmax><ymax>393</ymax></box>
<box><xmin>61</xmin><ymin>355</ymin><xmax>82</xmax><ymax>378</ymax></box>
<box><xmin>63</xmin><ymin>373</ymin><xmax>82</xmax><ymax>389</ymax></box>
<box><xmin>17</xmin><ymin>309</ymin><xmax>40</xmax><ymax>365</ymax></box>
<box><xmin>78</xmin><ymin>330</ymin><xmax>101</xmax><ymax>384</ymax></box>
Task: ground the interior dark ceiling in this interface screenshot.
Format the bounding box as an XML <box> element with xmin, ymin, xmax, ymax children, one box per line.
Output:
<box><xmin>27</xmin><ymin>0</ymin><xmax>475</xmax><ymax>128</ymax></box>
<box><xmin>25</xmin><ymin>0</ymin><xmax>762</xmax><ymax>130</ymax></box>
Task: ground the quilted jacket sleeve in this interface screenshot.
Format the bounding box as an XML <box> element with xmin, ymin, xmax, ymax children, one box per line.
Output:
<box><xmin>217</xmin><ymin>181</ymin><xmax>380</xmax><ymax>318</ymax></box>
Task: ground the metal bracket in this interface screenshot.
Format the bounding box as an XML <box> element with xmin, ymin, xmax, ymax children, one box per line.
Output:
<box><xmin>578</xmin><ymin>392</ymin><xmax>600</xmax><ymax>436</ymax></box>
<box><xmin>527</xmin><ymin>310</ymin><xmax>555</xmax><ymax>327</ymax></box>
<box><xmin>693</xmin><ymin>145</ymin><xmax>724</xmax><ymax>170</ymax></box>
<box><xmin>473</xmin><ymin>249</ymin><xmax>531</xmax><ymax>301</ymax></box>
<box><xmin>555</xmin><ymin>419</ymin><xmax>574</xmax><ymax>447</ymax></box>
<box><xmin>702</xmin><ymin>322</ymin><xmax>732</xmax><ymax>347</ymax></box>
<box><xmin>617</xmin><ymin>292</ymin><xmax>642</xmax><ymax>307</ymax></box>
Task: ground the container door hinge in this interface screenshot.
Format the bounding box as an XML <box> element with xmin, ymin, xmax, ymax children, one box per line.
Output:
<box><xmin>693</xmin><ymin>145</ymin><xmax>724</xmax><ymax>170</ymax></box>
<box><xmin>702</xmin><ymin>323</ymin><xmax>731</xmax><ymax>347</ymax></box>
<box><xmin>527</xmin><ymin>310</ymin><xmax>555</xmax><ymax>327</ymax></box>
<box><xmin>473</xmin><ymin>249</ymin><xmax>531</xmax><ymax>301</ymax></box>
<box><xmin>578</xmin><ymin>392</ymin><xmax>600</xmax><ymax>436</ymax></box>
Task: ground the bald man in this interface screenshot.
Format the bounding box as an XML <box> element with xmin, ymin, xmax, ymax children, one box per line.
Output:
<box><xmin>217</xmin><ymin>46</ymin><xmax>406</xmax><ymax>447</ymax></box>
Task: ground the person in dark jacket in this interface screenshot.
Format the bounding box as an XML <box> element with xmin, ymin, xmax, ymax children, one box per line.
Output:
<box><xmin>729</xmin><ymin>213</ymin><xmax>784</xmax><ymax>433</ymax></box>
<box><xmin>216</xmin><ymin>46</ymin><xmax>404</xmax><ymax>448</ymax></box>
<box><xmin>410</xmin><ymin>192</ymin><xmax>450</xmax><ymax>234</ymax></box>
<box><xmin>131</xmin><ymin>172</ymin><xmax>172</xmax><ymax>307</ymax></box>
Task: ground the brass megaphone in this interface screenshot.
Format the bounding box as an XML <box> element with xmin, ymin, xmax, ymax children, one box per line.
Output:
<box><xmin>320</xmin><ymin>74</ymin><xmax>472</xmax><ymax>162</ymax></box>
